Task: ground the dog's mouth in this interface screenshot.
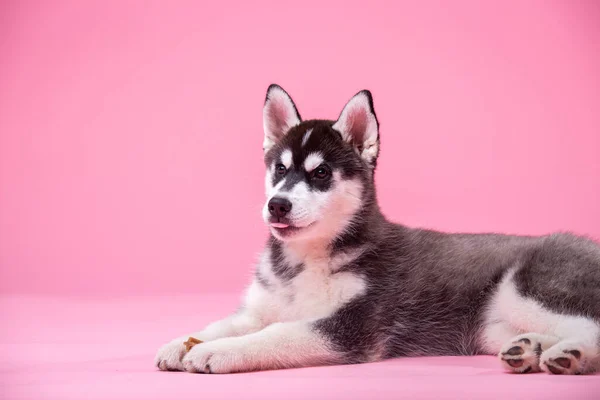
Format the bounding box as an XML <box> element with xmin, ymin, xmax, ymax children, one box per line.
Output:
<box><xmin>268</xmin><ymin>219</ymin><xmax>315</xmax><ymax>238</ymax></box>
<box><xmin>270</xmin><ymin>222</ymin><xmax>291</xmax><ymax>228</ymax></box>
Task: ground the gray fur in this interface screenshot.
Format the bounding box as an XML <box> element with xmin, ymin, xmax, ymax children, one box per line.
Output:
<box><xmin>155</xmin><ymin>86</ymin><xmax>600</xmax><ymax>376</ymax></box>
<box><xmin>262</xmin><ymin>88</ymin><xmax>600</xmax><ymax>366</ymax></box>
<box><xmin>314</xmin><ymin>228</ymin><xmax>600</xmax><ymax>363</ymax></box>
<box><xmin>269</xmin><ymin>238</ymin><xmax>304</xmax><ymax>282</ymax></box>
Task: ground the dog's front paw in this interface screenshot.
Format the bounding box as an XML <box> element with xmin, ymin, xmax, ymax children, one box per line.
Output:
<box><xmin>155</xmin><ymin>338</ymin><xmax>188</xmax><ymax>371</ymax></box>
<box><xmin>182</xmin><ymin>338</ymin><xmax>253</xmax><ymax>374</ymax></box>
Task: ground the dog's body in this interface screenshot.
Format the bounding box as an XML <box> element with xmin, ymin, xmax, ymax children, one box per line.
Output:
<box><xmin>156</xmin><ymin>85</ymin><xmax>600</xmax><ymax>375</ymax></box>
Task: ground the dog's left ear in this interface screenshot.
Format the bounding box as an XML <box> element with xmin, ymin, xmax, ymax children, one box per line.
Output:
<box><xmin>332</xmin><ymin>90</ymin><xmax>379</xmax><ymax>166</ymax></box>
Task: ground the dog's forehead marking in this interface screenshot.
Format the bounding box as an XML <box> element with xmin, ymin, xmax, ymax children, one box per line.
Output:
<box><xmin>280</xmin><ymin>149</ymin><xmax>293</xmax><ymax>169</ymax></box>
<box><xmin>301</xmin><ymin>128</ymin><xmax>313</xmax><ymax>147</ymax></box>
<box><xmin>303</xmin><ymin>152</ymin><xmax>324</xmax><ymax>172</ymax></box>
<box><xmin>268</xmin><ymin>175</ymin><xmax>287</xmax><ymax>198</ymax></box>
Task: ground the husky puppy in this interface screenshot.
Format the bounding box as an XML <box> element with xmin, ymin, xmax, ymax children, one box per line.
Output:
<box><xmin>155</xmin><ymin>85</ymin><xmax>600</xmax><ymax>375</ymax></box>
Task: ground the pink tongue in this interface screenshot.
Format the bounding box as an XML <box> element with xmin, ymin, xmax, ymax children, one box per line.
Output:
<box><xmin>271</xmin><ymin>223</ymin><xmax>289</xmax><ymax>228</ymax></box>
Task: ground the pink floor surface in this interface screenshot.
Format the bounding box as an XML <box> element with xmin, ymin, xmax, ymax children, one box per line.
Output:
<box><xmin>1</xmin><ymin>294</ymin><xmax>598</xmax><ymax>400</ymax></box>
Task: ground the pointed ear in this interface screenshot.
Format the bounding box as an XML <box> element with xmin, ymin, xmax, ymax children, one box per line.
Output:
<box><xmin>263</xmin><ymin>84</ymin><xmax>301</xmax><ymax>152</ymax></box>
<box><xmin>332</xmin><ymin>90</ymin><xmax>379</xmax><ymax>166</ymax></box>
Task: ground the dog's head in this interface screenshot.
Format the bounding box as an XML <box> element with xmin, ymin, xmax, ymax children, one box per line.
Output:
<box><xmin>262</xmin><ymin>84</ymin><xmax>380</xmax><ymax>242</ymax></box>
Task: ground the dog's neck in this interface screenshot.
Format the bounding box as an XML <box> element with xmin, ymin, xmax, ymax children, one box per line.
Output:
<box><xmin>281</xmin><ymin>239</ymin><xmax>330</xmax><ymax>264</ymax></box>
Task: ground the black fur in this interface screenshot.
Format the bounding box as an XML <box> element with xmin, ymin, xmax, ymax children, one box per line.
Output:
<box><xmin>262</xmin><ymin>86</ymin><xmax>600</xmax><ymax>366</ymax></box>
<box><xmin>269</xmin><ymin>237</ymin><xmax>304</xmax><ymax>281</ymax></box>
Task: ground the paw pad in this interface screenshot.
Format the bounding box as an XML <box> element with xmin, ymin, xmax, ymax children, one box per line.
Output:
<box><xmin>552</xmin><ymin>357</ymin><xmax>571</xmax><ymax>369</ymax></box>
<box><xmin>506</xmin><ymin>359</ymin><xmax>524</xmax><ymax>368</ymax></box>
<box><xmin>540</xmin><ymin>343</ymin><xmax>587</xmax><ymax>375</ymax></box>
<box><xmin>499</xmin><ymin>336</ymin><xmax>543</xmax><ymax>374</ymax></box>
<box><xmin>541</xmin><ymin>348</ymin><xmax>585</xmax><ymax>375</ymax></box>
<box><xmin>505</xmin><ymin>346</ymin><xmax>524</xmax><ymax>356</ymax></box>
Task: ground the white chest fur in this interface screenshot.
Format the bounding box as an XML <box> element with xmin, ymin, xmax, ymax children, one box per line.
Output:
<box><xmin>244</xmin><ymin>249</ymin><xmax>367</xmax><ymax>325</ymax></box>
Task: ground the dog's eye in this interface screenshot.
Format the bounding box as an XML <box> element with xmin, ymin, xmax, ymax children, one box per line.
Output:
<box><xmin>313</xmin><ymin>165</ymin><xmax>330</xmax><ymax>180</ymax></box>
<box><xmin>276</xmin><ymin>164</ymin><xmax>287</xmax><ymax>175</ymax></box>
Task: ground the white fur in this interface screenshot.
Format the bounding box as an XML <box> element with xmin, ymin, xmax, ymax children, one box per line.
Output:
<box><xmin>303</xmin><ymin>152</ymin><xmax>324</xmax><ymax>172</ymax></box>
<box><xmin>482</xmin><ymin>269</ymin><xmax>600</xmax><ymax>350</ymax></box>
<box><xmin>264</xmin><ymin>164</ymin><xmax>275</xmax><ymax>196</ymax></box>
<box><xmin>181</xmin><ymin>321</ymin><xmax>339</xmax><ymax>373</ymax></box>
<box><xmin>482</xmin><ymin>268</ymin><xmax>600</xmax><ymax>374</ymax></box>
<box><xmin>332</xmin><ymin>91</ymin><xmax>379</xmax><ymax>164</ymax></box>
<box><xmin>157</xmin><ymin>85</ymin><xmax>600</xmax><ymax>376</ymax></box>
<box><xmin>301</xmin><ymin>128</ymin><xmax>313</xmax><ymax>147</ymax></box>
<box><xmin>540</xmin><ymin>339</ymin><xmax>600</xmax><ymax>374</ymax></box>
<box><xmin>263</xmin><ymin>172</ymin><xmax>364</xmax><ymax>242</ymax></box>
<box><xmin>498</xmin><ymin>333</ymin><xmax>560</xmax><ymax>373</ymax></box>
<box><xmin>154</xmin><ymin>309</ymin><xmax>264</xmax><ymax>371</ymax></box>
<box><xmin>248</xmin><ymin>251</ymin><xmax>366</xmax><ymax>322</ymax></box>
<box><xmin>263</xmin><ymin>86</ymin><xmax>301</xmax><ymax>152</ymax></box>
<box><xmin>280</xmin><ymin>149</ymin><xmax>293</xmax><ymax>169</ymax></box>
<box><xmin>157</xmin><ymin>244</ymin><xmax>366</xmax><ymax>373</ymax></box>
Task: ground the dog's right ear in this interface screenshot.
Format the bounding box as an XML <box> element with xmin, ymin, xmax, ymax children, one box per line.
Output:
<box><xmin>263</xmin><ymin>84</ymin><xmax>301</xmax><ymax>153</ymax></box>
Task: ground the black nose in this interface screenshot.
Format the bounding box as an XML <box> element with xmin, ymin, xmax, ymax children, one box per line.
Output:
<box><xmin>268</xmin><ymin>197</ymin><xmax>292</xmax><ymax>218</ymax></box>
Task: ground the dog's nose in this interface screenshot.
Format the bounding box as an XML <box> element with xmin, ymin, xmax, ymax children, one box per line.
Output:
<box><xmin>268</xmin><ymin>197</ymin><xmax>292</xmax><ymax>218</ymax></box>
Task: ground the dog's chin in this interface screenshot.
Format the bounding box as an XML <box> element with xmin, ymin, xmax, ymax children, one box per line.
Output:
<box><xmin>269</xmin><ymin>222</ymin><xmax>316</xmax><ymax>241</ymax></box>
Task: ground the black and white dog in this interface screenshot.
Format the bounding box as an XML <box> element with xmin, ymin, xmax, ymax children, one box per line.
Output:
<box><xmin>155</xmin><ymin>85</ymin><xmax>600</xmax><ymax>375</ymax></box>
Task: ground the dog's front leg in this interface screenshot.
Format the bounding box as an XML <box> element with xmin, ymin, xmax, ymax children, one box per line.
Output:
<box><xmin>181</xmin><ymin>320</ymin><xmax>342</xmax><ymax>373</ymax></box>
<box><xmin>155</xmin><ymin>310</ymin><xmax>265</xmax><ymax>371</ymax></box>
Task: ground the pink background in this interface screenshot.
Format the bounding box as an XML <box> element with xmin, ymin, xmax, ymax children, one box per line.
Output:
<box><xmin>1</xmin><ymin>1</ymin><xmax>599</xmax><ymax>399</ymax></box>
<box><xmin>1</xmin><ymin>0</ymin><xmax>599</xmax><ymax>296</ymax></box>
